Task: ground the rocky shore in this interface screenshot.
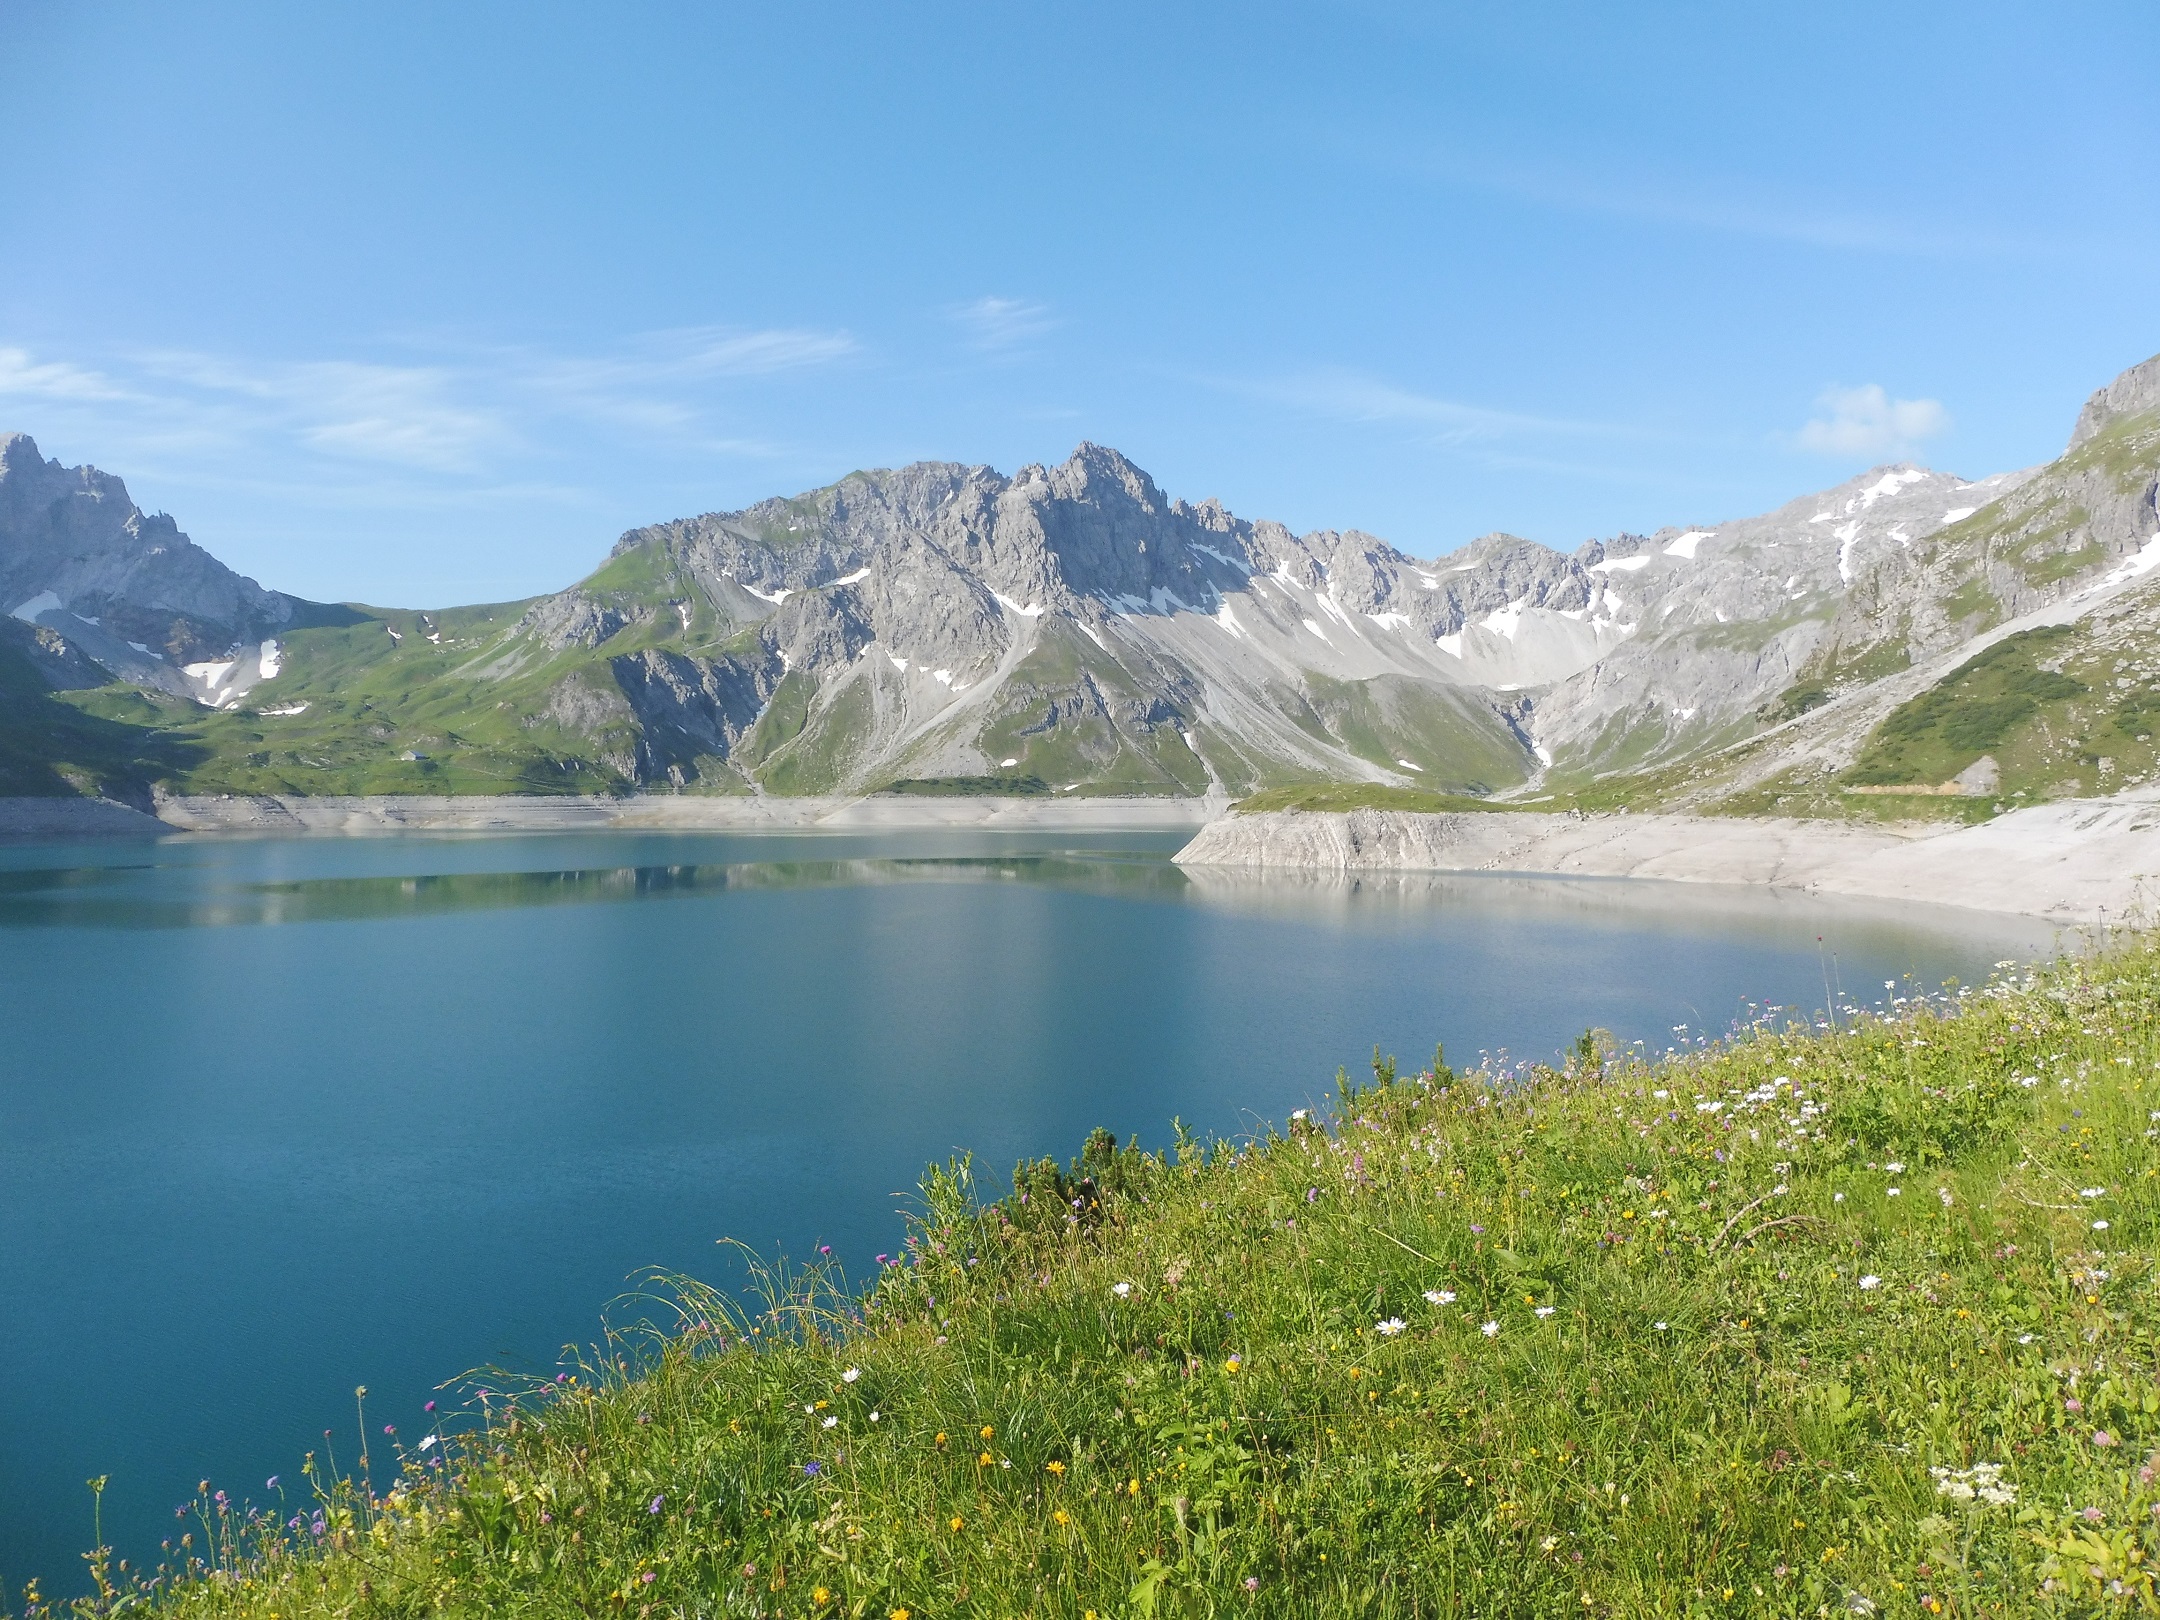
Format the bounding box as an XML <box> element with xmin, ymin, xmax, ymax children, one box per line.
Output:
<box><xmin>1172</xmin><ymin>795</ymin><xmax>2160</xmax><ymax>926</ymax></box>
<box><xmin>0</xmin><ymin>791</ymin><xmax>1216</xmax><ymax>839</ymax></box>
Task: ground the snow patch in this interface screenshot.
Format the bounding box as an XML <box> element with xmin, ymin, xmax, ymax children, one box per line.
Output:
<box><xmin>1435</xmin><ymin>631</ymin><xmax>1465</xmax><ymax>658</ymax></box>
<box><xmin>1662</xmin><ymin>529</ymin><xmax>1711</xmax><ymax>559</ymax></box>
<box><xmin>258</xmin><ymin>640</ymin><xmax>283</xmax><ymax>679</ymax></box>
<box><xmin>1180</xmin><ymin>729</ymin><xmax>1197</xmax><ymax>750</ymax></box>
<box><xmin>1480</xmin><ymin>600</ymin><xmax>1527</xmax><ymax>640</ymax></box>
<box><xmin>1941</xmin><ymin>507</ymin><xmax>1976</xmax><ymax>525</ymax></box>
<box><xmin>932</xmin><ymin>669</ymin><xmax>954</xmax><ymax>686</ymax></box>
<box><xmin>1533</xmin><ymin>742</ymin><xmax>1553</xmax><ymax>767</ymax></box>
<box><xmin>259</xmin><ymin>702</ymin><xmax>310</xmax><ymax>717</ymax></box>
<box><xmin>1589</xmin><ymin>554</ymin><xmax>1651</xmax><ymax>574</ymax></box>
<box><xmin>9</xmin><ymin>590</ymin><xmax>62</xmax><ymax>622</ymax></box>
<box><xmin>1833</xmin><ymin>521</ymin><xmax>1862</xmax><ymax>583</ymax></box>
<box><xmin>1075</xmin><ymin>620</ymin><xmax>1109</xmax><ymax>651</ymax></box>
<box><xmin>1855</xmin><ymin>467</ymin><xmax>1928</xmax><ymax>510</ymax></box>
<box><xmin>886</xmin><ymin>651</ymin><xmax>909</xmax><ymax>672</ymax></box>
<box><xmin>2088</xmin><ymin>532</ymin><xmax>2160</xmax><ymax>592</ymax></box>
<box><xmin>1300</xmin><ymin>617</ymin><xmax>1332</xmax><ymax>643</ymax></box>
<box><xmin>999</xmin><ymin>757</ymin><xmax>1020</xmax><ymax>768</ymax></box>
<box><xmin>1214</xmin><ymin>603</ymin><xmax>1246</xmax><ymax>640</ymax></box>
<box><xmin>1414</xmin><ymin>572</ymin><xmax>1440</xmax><ymax>590</ymax></box>
<box><xmin>1190</xmin><ymin>543</ymin><xmax>1251</xmax><ymax>574</ymax></box>
<box><xmin>725</xmin><ymin>572</ymin><xmax>792</xmax><ymax>605</ymax></box>
<box><xmin>185</xmin><ymin>660</ymin><xmax>237</xmax><ymax>689</ymax></box>
<box><xmin>992</xmin><ymin>590</ymin><xmax>1044</xmax><ymax>618</ymax></box>
<box><xmin>1395</xmin><ymin>758</ymin><xmax>1423</xmax><ymax>772</ymax></box>
<box><xmin>825</xmin><ymin>566</ymin><xmax>872</xmax><ymax>588</ymax></box>
<box><xmin>1366</xmin><ymin>611</ymin><xmax>1414</xmax><ymax>632</ymax></box>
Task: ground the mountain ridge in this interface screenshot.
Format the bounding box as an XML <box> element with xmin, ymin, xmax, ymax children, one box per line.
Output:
<box><xmin>3</xmin><ymin>351</ymin><xmax>2156</xmax><ymax>812</ymax></box>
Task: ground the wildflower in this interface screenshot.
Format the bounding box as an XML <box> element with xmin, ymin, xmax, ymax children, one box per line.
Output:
<box><xmin>876</xmin><ymin>1253</ymin><xmax>889</xmax><ymax>1265</ymax></box>
<box><xmin>979</xmin><ymin>1452</ymin><xmax>995</xmax><ymax>1467</ymax></box>
<box><xmin>892</xmin><ymin>1609</ymin><xmax>912</xmax><ymax>1620</ymax></box>
<box><xmin>1053</xmin><ymin>1509</ymin><xmax>1071</xmax><ymax>1526</ymax></box>
<box><xmin>2094</xmin><ymin>1220</ymin><xmax>2110</xmax><ymax>1231</ymax></box>
<box><xmin>804</xmin><ymin>1462</ymin><xmax>821</xmax><ymax>1477</ymax></box>
<box><xmin>1834</xmin><ymin>1192</ymin><xmax>1846</xmax><ymax>1203</ymax></box>
<box><xmin>1469</xmin><ymin>1224</ymin><xmax>1486</xmax><ymax>1235</ymax></box>
<box><xmin>1482</xmin><ymin>1321</ymin><xmax>1500</xmax><ymax>1337</ymax></box>
<box><xmin>822</xmin><ymin>1416</ymin><xmax>838</xmax><ymax>1429</ymax></box>
<box><xmin>949</xmin><ymin>1515</ymin><xmax>964</xmax><ymax>1532</ymax></box>
<box><xmin>647</xmin><ymin>1495</ymin><xmax>665</xmax><ymax>1514</ymax></box>
<box><xmin>1046</xmin><ymin>1461</ymin><xmax>1067</xmax><ymax>1475</ymax></box>
<box><xmin>1885</xmin><ymin>1161</ymin><xmax>1905</xmax><ymax>1173</ymax></box>
<box><xmin>1224</xmin><ymin>1356</ymin><xmax>1242</xmax><ymax>1374</ymax></box>
<box><xmin>1112</xmin><ymin>1282</ymin><xmax>1133</xmax><ymax>1298</ymax></box>
<box><xmin>1858</xmin><ymin>1275</ymin><xmax>1882</xmax><ymax>1290</ymax></box>
<box><xmin>870</xmin><ymin>1411</ymin><xmax>881</xmax><ymax>1423</ymax></box>
<box><xmin>843</xmin><ymin>1368</ymin><xmax>861</xmax><ymax>1383</ymax></box>
<box><xmin>1426</xmin><ymin>1289</ymin><xmax>1455</xmax><ymax>1304</ymax></box>
<box><xmin>1536</xmin><ymin>1306</ymin><xmax>1555</xmax><ymax>1319</ymax></box>
<box><xmin>1376</xmin><ymin>1317</ymin><xmax>1407</xmax><ymax>1337</ymax></box>
<box><xmin>424</xmin><ymin>1400</ymin><xmax>435</xmax><ymax>1413</ymax></box>
<box><xmin>1931</xmin><ymin>1463</ymin><xmax>2017</xmax><ymax>1506</ymax></box>
<box><xmin>2018</xmin><ymin>1334</ymin><xmax>2035</xmax><ymax>1345</ymax></box>
<box><xmin>934</xmin><ymin>1432</ymin><xmax>947</xmax><ymax>1447</ymax></box>
<box><xmin>640</xmin><ymin>1572</ymin><xmax>657</xmax><ymax>1586</ymax></box>
<box><xmin>813</xmin><ymin>1588</ymin><xmax>831</xmax><ymax>1606</ymax></box>
<box><xmin>2066</xmin><ymin>1398</ymin><xmax>2084</xmax><ymax>1413</ymax></box>
<box><xmin>1886</xmin><ymin>1188</ymin><xmax>1901</xmax><ymax>1198</ymax></box>
<box><xmin>2082</xmin><ymin>1506</ymin><xmax>2106</xmax><ymax>1523</ymax></box>
<box><xmin>2094</xmin><ymin>1431</ymin><xmax>2120</xmax><ymax>1448</ymax></box>
<box><xmin>266</xmin><ymin>1476</ymin><xmax>279</xmax><ymax>1490</ymax></box>
<box><xmin>1290</xmin><ymin>1108</ymin><xmax>1310</xmax><ymax>1122</ymax></box>
<box><xmin>1655</xmin><ymin>1322</ymin><xmax>1669</xmax><ymax>1332</ymax></box>
<box><xmin>981</xmin><ymin>1425</ymin><xmax>995</xmax><ymax>1439</ymax></box>
<box><xmin>2081</xmin><ymin>1188</ymin><xmax>2105</xmax><ymax>1199</ymax></box>
<box><xmin>1936</xmin><ymin>1187</ymin><xmax>1953</xmax><ymax>1207</ymax></box>
<box><xmin>1245</xmin><ymin>1576</ymin><xmax>1261</xmax><ymax>1591</ymax></box>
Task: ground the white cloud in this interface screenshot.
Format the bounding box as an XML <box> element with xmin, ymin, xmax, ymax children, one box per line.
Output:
<box><xmin>950</xmin><ymin>296</ymin><xmax>1057</xmax><ymax>352</ymax></box>
<box><xmin>1795</xmin><ymin>384</ymin><xmax>1951</xmax><ymax>457</ymax></box>
<box><xmin>0</xmin><ymin>347</ymin><xmax>140</xmax><ymax>403</ymax></box>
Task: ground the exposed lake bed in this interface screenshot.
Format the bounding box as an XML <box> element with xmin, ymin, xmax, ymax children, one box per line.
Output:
<box><xmin>0</xmin><ymin>826</ymin><xmax>2061</xmax><ymax>1587</ymax></box>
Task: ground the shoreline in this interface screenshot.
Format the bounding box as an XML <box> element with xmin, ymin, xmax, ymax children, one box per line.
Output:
<box><xmin>1173</xmin><ymin>795</ymin><xmax>2160</xmax><ymax>927</ymax></box>
<box><xmin>0</xmin><ymin>790</ymin><xmax>1218</xmax><ymax>839</ymax></box>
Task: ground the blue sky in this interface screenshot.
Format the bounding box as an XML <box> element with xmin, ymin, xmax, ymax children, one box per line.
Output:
<box><xmin>1</xmin><ymin>1</ymin><xmax>2154</xmax><ymax>607</ymax></box>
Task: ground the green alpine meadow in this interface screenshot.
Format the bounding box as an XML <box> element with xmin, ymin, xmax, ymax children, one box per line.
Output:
<box><xmin>50</xmin><ymin>935</ymin><xmax>2159</xmax><ymax>1619</ymax></box>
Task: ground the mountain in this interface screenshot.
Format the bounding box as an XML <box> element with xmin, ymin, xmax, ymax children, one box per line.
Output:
<box><xmin>3</xmin><ymin>352</ymin><xmax>2157</xmax><ymax>811</ymax></box>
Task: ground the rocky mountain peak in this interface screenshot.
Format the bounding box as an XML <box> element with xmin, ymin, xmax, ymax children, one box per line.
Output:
<box><xmin>2070</xmin><ymin>351</ymin><xmax>2160</xmax><ymax>450</ymax></box>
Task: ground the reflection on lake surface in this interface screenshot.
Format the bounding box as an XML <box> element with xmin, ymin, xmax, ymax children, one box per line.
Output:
<box><xmin>0</xmin><ymin>827</ymin><xmax>2063</xmax><ymax>1587</ymax></box>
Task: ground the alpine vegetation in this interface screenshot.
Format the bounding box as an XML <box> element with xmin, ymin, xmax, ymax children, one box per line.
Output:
<box><xmin>63</xmin><ymin>939</ymin><xmax>2160</xmax><ymax>1617</ymax></box>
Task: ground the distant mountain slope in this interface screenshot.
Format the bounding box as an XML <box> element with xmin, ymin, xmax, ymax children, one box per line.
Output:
<box><xmin>3</xmin><ymin>351</ymin><xmax>2156</xmax><ymax>810</ymax></box>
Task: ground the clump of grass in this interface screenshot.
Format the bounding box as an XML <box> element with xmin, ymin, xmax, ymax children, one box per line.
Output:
<box><xmin>32</xmin><ymin>945</ymin><xmax>2160</xmax><ymax>1617</ymax></box>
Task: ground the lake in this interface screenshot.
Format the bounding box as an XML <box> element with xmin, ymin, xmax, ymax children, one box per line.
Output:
<box><xmin>0</xmin><ymin>825</ymin><xmax>2059</xmax><ymax>1589</ymax></box>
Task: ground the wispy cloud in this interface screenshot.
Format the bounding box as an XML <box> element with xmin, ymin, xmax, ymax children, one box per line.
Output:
<box><xmin>1318</xmin><ymin>126</ymin><xmax>2055</xmax><ymax>260</ymax></box>
<box><xmin>1791</xmin><ymin>383</ymin><xmax>1951</xmax><ymax>457</ymax></box>
<box><xmin>0</xmin><ymin>347</ymin><xmax>142</xmax><ymax>403</ymax></box>
<box><xmin>0</xmin><ymin>325</ymin><xmax>858</xmax><ymax>484</ymax></box>
<box><xmin>949</xmin><ymin>296</ymin><xmax>1058</xmax><ymax>352</ymax></box>
<box><xmin>1253</xmin><ymin>367</ymin><xmax>1615</xmax><ymax>444</ymax></box>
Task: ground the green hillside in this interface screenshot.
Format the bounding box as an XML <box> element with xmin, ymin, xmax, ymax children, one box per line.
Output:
<box><xmin>72</xmin><ymin>940</ymin><xmax>2160</xmax><ymax>1618</ymax></box>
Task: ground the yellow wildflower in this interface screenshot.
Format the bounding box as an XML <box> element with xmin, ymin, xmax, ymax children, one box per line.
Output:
<box><xmin>978</xmin><ymin>1451</ymin><xmax>995</xmax><ymax>1467</ymax></box>
<box><xmin>1046</xmin><ymin>1461</ymin><xmax>1066</xmax><ymax>1476</ymax></box>
<box><xmin>1053</xmin><ymin>1509</ymin><xmax>1071</xmax><ymax>1526</ymax></box>
<box><xmin>813</xmin><ymin>1588</ymin><xmax>831</xmax><ymax>1606</ymax></box>
<box><xmin>980</xmin><ymin>1425</ymin><xmax>994</xmax><ymax>1439</ymax></box>
<box><xmin>949</xmin><ymin>1515</ymin><xmax>964</xmax><ymax>1532</ymax></box>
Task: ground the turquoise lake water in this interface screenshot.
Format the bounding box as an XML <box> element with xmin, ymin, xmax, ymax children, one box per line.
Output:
<box><xmin>0</xmin><ymin>827</ymin><xmax>2061</xmax><ymax>1588</ymax></box>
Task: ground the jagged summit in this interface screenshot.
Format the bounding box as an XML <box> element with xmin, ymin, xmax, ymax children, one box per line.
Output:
<box><xmin>2070</xmin><ymin>350</ymin><xmax>2160</xmax><ymax>450</ymax></box>
<box><xmin>6</xmin><ymin>347</ymin><xmax>2160</xmax><ymax>806</ymax></box>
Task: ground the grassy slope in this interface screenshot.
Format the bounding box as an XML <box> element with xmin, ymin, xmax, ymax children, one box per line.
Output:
<box><xmin>80</xmin><ymin>944</ymin><xmax>2160</xmax><ymax>1619</ymax></box>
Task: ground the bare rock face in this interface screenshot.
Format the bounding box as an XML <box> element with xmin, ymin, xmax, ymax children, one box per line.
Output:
<box><xmin>2070</xmin><ymin>353</ymin><xmax>2160</xmax><ymax>450</ymax></box>
<box><xmin>0</xmin><ymin>433</ymin><xmax>292</xmax><ymax>665</ymax></box>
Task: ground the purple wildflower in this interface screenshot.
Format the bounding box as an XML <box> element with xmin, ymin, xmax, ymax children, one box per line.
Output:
<box><xmin>804</xmin><ymin>1461</ymin><xmax>821</xmax><ymax>1476</ymax></box>
<box><xmin>649</xmin><ymin>1495</ymin><xmax>665</xmax><ymax>1514</ymax></box>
